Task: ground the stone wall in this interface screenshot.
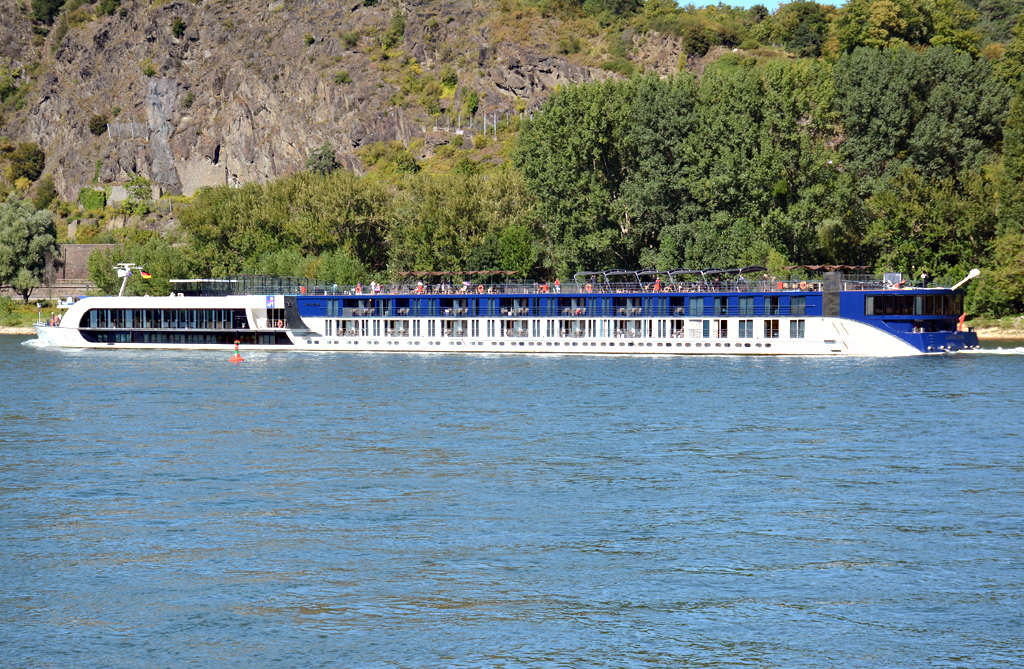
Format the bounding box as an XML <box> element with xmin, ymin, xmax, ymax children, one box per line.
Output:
<box><xmin>55</xmin><ymin>244</ymin><xmax>118</xmax><ymax>281</ymax></box>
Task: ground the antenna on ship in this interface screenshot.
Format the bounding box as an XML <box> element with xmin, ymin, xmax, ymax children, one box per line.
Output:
<box><xmin>114</xmin><ymin>262</ymin><xmax>144</xmax><ymax>297</ymax></box>
<box><xmin>951</xmin><ymin>268</ymin><xmax>981</xmax><ymax>291</ymax></box>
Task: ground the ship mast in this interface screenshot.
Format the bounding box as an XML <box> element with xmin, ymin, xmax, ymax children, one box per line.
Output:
<box><xmin>114</xmin><ymin>263</ymin><xmax>144</xmax><ymax>297</ymax></box>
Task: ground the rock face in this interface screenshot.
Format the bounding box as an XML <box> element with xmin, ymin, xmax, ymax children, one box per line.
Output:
<box><xmin>0</xmin><ymin>0</ymin><xmax>663</xmax><ymax>200</ymax></box>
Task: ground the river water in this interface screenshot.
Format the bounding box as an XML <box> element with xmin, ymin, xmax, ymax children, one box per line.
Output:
<box><xmin>2</xmin><ymin>336</ymin><xmax>1022</xmax><ymax>668</ymax></box>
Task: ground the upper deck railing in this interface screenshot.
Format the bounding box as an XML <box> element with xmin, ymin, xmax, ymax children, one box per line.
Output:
<box><xmin>173</xmin><ymin>273</ymin><xmax>958</xmax><ymax>297</ymax></box>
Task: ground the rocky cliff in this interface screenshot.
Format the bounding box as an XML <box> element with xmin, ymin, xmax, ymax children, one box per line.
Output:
<box><xmin>0</xmin><ymin>0</ymin><xmax>646</xmax><ymax>200</ymax></box>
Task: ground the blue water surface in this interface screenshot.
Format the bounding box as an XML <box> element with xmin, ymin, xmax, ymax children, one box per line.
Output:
<box><xmin>1</xmin><ymin>336</ymin><xmax>1022</xmax><ymax>668</ymax></box>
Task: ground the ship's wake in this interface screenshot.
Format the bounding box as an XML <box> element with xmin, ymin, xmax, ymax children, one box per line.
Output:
<box><xmin>965</xmin><ymin>345</ymin><xmax>1024</xmax><ymax>355</ymax></box>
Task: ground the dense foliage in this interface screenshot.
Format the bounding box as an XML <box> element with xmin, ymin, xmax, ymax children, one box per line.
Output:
<box><xmin>0</xmin><ymin>194</ymin><xmax>60</xmax><ymax>302</ymax></box>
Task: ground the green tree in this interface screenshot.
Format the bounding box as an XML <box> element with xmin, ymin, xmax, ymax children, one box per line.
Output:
<box><xmin>863</xmin><ymin>166</ymin><xmax>998</xmax><ymax>276</ymax></box>
<box><xmin>306</xmin><ymin>142</ymin><xmax>340</xmax><ymax>175</ymax></box>
<box><xmin>121</xmin><ymin>174</ymin><xmax>151</xmax><ymax>215</ymax></box>
<box><xmin>5</xmin><ymin>142</ymin><xmax>46</xmax><ymax>183</ymax></box>
<box><xmin>771</xmin><ymin>1</ymin><xmax>831</xmax><ymax>57</ymax></box>
<box><xmin>87</xmin><ymin>230</ymin><xmax>188</xmax><ymax>296</ymax></box>
<box><xmin>995</xmin><ymin>14</ymin><xmax>1024</xmax><ymax>91</ymax></box>
<box><xmin>0</xmin><ymin>194</ymin><xmax>60</xmax><ymax>302</ymax></box>
<box><xmin>832</xmin><ymin>47</ymin><xmax>1012</xmax><ymax>183</ymax></box>
<box><xmin>461</xmin><ymin>89</ymin><xmax>479</xmax><ymax>116</ymax></box>
<box><xmin>515</xmin><ymin>79</ymin><xmax>626</xmax><ymax>275</ymax></box>
<box><xmin>999</xmin><ymin>94</ymin><xmax>1024</xmax><ymax>236</ymax></box>
<box><xmin>31</xmin><ymin>0</ymin><xmax>61</xmax><ymax>24</ymax></box>
<box><xmin>33</xmin><ymin>175</ymin><xmax>57</xmax><ymax>211</ymax></box>
<box><xmin>89</xmin><ymin>114</ymin><xmax>109</xmax><ymax>136</ymax></box>
<box><xmin>834</xmin><ymin>0</ymin><xmax>979</xmax><ymax>53</ymax></box>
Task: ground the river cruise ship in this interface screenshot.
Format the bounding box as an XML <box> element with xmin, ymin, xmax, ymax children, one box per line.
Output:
<box><xmin>33</xmin><ymin>267</ymin><xmax>981</xmax><ymax>355</ymax></box>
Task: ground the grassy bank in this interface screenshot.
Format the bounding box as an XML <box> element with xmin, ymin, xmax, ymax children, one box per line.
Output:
<box><xmin>0</xmin><ymin>297</ymin><xmax>61</xmax><ymax>328</ymax></box>
<box><xmin>969</xmin><ymin>314</ymin><xmax>1024</xmax><ymax>339</ymax></box>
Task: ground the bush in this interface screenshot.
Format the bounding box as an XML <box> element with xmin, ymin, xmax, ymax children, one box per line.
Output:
<box><xmin>439</xmin><ymin>64</ymin><xmax>458</xmax><ymax>88</ymax></box>
<box><xmin>304</xmin><ymin>32</ymin><xmax>315</xmax><ymax>46</ymax></box>
<box><xmin>79</xmin><ymin>188</ymin><xmax>107</xmax><ymax>210</ymax></box>
<box><xmin>306</xmin><ymin>142</ymin><xmax>340</xmax><ymax>175</ymax></box>
<box><xmin>141</xmin><ymin>60</ymin><xmax>156</xmax><ymax>77</ymax></box>
<box><xmin>31</xmin><ymin>0</ymin><xmax>62</xmax><ymax>24</ymax></box>
<box><xmin>172</xmin><ymin>16</ymin><xmax>185</xmax><ymax>39</ymax></box>
<box><xmin>96</xmin><ymin>0</ymin><xmax>119</xmax><ymax>17</ymax></box>
<box><xmin>6</xmin><ymin>143</ymin><xmax>46</xmax><ymax>183</ymax></box>
<box><xmin>461</xmin><ymin>89</ymin><xmax>479</xmax><ymax>116</ymax></box>
<box><xmin>334</xmin><ymin>70</ymin><xmax>352</xmax><ymax>84</ymax></box>
<box><xmin>558</xmin><ymin>36</ymin><xmax>581</xmax><ymax>55</ymax></box>
<box><xmin>181</xmin><ymin>91</ymin><xmax>194</xmax><ymax>109</ymax></box>
<box><xmin>33</xmin><ymin>175</ymin><xmax>58</xmax><ymax>210</ymax></box>
<box><xmin>342</xmin><ymin>30</ymin><xmax>360</xmax><ymax>49</ymax></box>
<box><xmin>89</xmin><ymin>114</ymin><xmax>108</xmax><ymax>136</ymax></box>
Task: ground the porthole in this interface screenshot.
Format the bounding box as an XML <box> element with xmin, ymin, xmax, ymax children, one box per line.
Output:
<box><xmin>724</xmin><ymin>343</ymin><xmax>730</xmax><ymax>347</ymax></box>
<box><xmin>765</xmin><ymin>343</ymin><xmax>771</xmax><ymax>348</ymax></box>
<box><xmin>306</xmin><ymin>339</ymin><xmax>312</xmax><ymax>344</ymax></box>
<box><xmin>685</xmin><ymin>343</ymin><xmax>691</xmax><ymax>347</ymax></box>
<box><xmin>744</xmin><ymin>343</ymin><xmax>751</xmax><ymax>347</ymax></box>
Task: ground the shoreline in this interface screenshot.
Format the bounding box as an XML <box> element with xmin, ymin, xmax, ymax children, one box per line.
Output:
<box><xmin>974</xmin><ymin>327</ymin><xmax>1024</xmax><ymax>340</ymax></box>
<box><xmin>0</xmin><ymin>327</ymin><xmax>36</xmax><ymax>335</ymax></box>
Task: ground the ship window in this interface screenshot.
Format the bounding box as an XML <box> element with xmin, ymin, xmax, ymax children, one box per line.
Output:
<box><xmin>738</xmin><ymin>319</ymin><xmax>754</xmax><ymax>338</ymax></box>
<box><xmin>790</xmin><ymin>319</ymin><xmax>805</xmax><ymax>339</ymax></box>
<box><xmin>738</xmin><ymin>297</ymin><xmax>754</xmax><ymax>316</ymax></box>
<box><xmin>690</xmin><ymin>297</ymin><xmax>704</xmax><ymax>316</ymax></box>
<box><xmin>791</xmin><ymin>296</ymin><xmax>806</xmax><ymax>316</ymax></box>
<box><xmin>764</xmin><ymin>319</ymin><xmax>779</xmax><ymax>338</ymax></box>
<box><xmin>713</xmin><ymin>297</ymin><xmax>728</xmax><ymax>315</ymax></box>
<box><xmin>765</xmin><ymin>296</ymin><xmax>780</xmax><ymax>316</ymax></box>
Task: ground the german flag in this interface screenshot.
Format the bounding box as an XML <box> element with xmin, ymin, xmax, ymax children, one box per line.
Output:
<box><xmin>140</xmin><ymin>270</ymin><xmax>152</xmax><ymax>279</ymax></box>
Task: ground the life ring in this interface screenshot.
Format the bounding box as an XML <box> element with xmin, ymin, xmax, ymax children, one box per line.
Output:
<box><xmin>277</xmin><ymin>320</ymin><xmax>284</xmax><ymax>328</ymax></box>
<box><xmin>799</xmin><ymin>281</ymin><xmax>808</xmax><ymax>290</ymax></box>
<box><xmin>584</xmin><ymin>283</ymin><xmax>592</xmax><ymax>293</ymax></box>
<box><xmin>477</xmin><ymin>284</ymin><xmax>485</xmax><ymax>294</ymax></box>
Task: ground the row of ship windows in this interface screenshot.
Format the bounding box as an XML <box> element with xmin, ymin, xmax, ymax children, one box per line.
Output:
<box><xmin>306</xmin><ymin>340</ymin><xmax>778</xmax><ymax>350</ymax></box>
<box><xmin>81</xmin><ymin>309</ymin><xmax>249</xmax><ymax>330</ymax></box>
<box><xmin>322</xmin><ymin>319</ymin><xmax>807</xmax><ymax>339</ymax></box>
<box><xmin>865</xmin><ymin>294</ymin><xmax>963</xmax><ymax>316</ymax></box>
<box><xmin>86</xmin><ymin>332</ymin><xmax>286</xmax><ymax>345</ymax></box>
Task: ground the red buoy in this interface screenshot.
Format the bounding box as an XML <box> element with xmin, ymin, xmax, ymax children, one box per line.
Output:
<box><xmin>230</xmin><ymin>340</ymin><xmax>244</xmax><ymax>363</ymax></box>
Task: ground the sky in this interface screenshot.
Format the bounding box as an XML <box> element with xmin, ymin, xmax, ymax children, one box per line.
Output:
<box><xmin>717</xmin><ymin>0</ymin><xmax>783</xmax><ymax>10</ymax></box>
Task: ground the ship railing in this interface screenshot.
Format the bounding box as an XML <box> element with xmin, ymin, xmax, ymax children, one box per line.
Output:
<box><xmin>240</xmin><ymin>274</ymin><xmax>964</xmax><ymax>298</ymax></box>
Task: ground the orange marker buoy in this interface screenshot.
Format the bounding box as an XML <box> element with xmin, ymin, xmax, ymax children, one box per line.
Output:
<box><xmin>229</xmin><ymin>339</ymin><xmax>244</xmax><ymax>363</ymax></box>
